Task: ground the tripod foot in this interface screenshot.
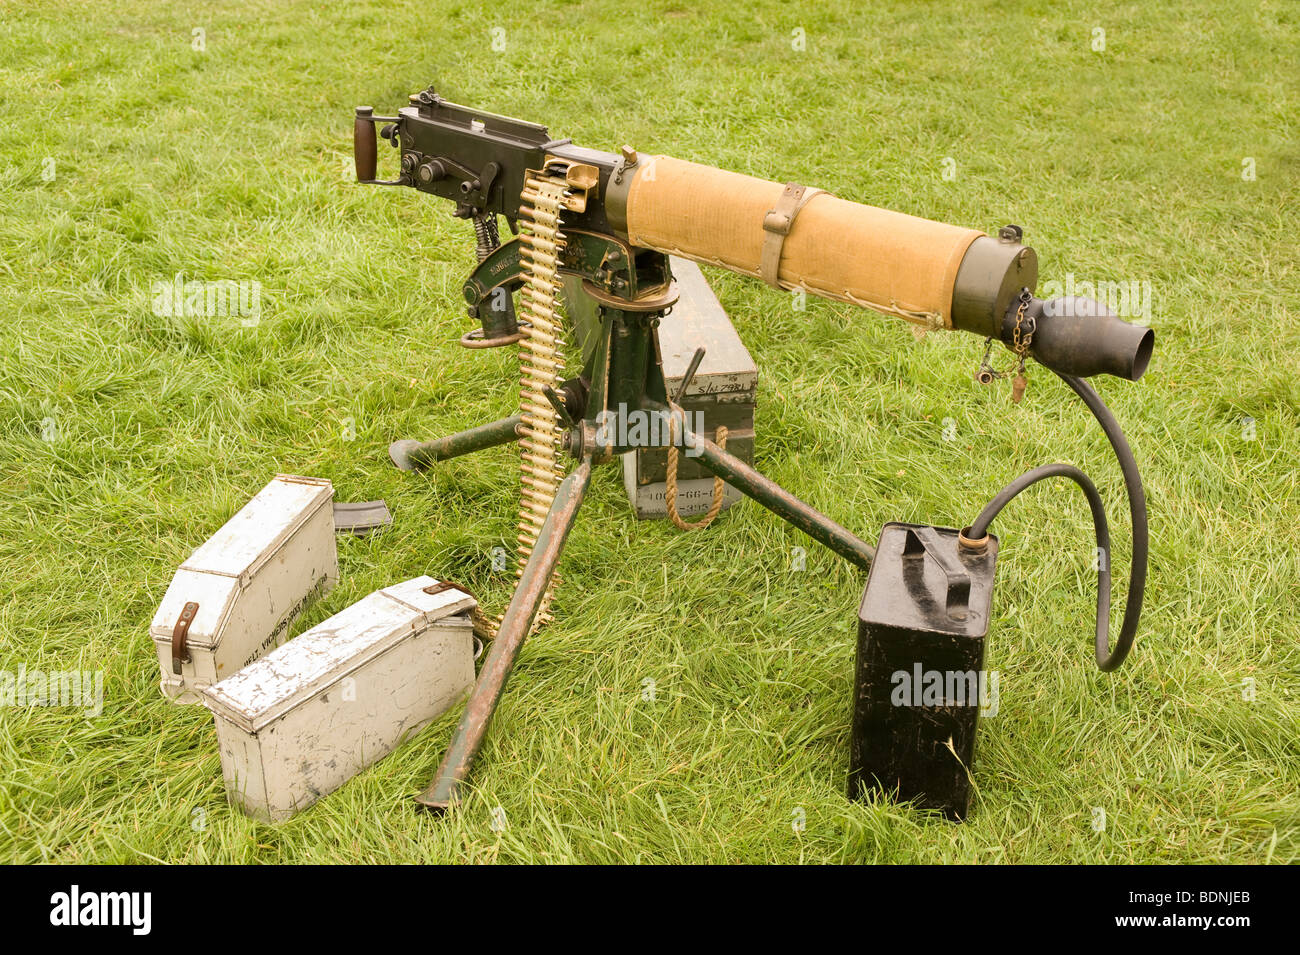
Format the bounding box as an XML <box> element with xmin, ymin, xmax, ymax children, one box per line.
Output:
<box><xmin>388</xmin><ymin>439</ymin><xmax>423</xmax><ymax>472</ymax></box>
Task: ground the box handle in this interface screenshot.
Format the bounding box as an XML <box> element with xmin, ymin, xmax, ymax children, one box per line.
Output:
<box><xmin>171</xmin><ymin>601</ymin><xmax>199</xmax><ymax>674</ymax></box>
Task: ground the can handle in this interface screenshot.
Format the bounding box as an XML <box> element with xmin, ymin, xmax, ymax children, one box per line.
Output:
<box><xmin>902</xmin><ymin>527</ymin><xmax>970</xmax><ymax>618</ymax></box>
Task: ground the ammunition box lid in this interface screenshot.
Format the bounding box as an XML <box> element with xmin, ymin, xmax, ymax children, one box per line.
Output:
<box><xmin>149</xmin><ymin>474</ymin><xmax>335</xmax><ymax>649</ymax></box>
<box><xmin>149</xmin><ymin>568</ymin><xmax>242</xmax><ymax>650</ymax></box>
<box><xmin>201</xmin><ymin>576</ymin><xmax>474</xmax><ymax>732</ymax></box>
<box><xmin>182</xmin><ymin>474</ymin><xmax>333</xmax><ymax>584</ymax></box>
<box><xmin>661</xmin><ymin>257</ymin><xmax>757</xmax><ymax>399</ymax></box>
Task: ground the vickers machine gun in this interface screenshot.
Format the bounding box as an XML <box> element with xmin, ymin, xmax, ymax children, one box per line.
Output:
<box><xmin>354</xmin><ymin>86</ymin><xmax>1153</xmax><ymax>818</ymax></box>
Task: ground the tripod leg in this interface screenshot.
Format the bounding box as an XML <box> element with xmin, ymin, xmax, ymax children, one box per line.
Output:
<box><xmin>389</xmin><ymin>414</ymin><xmax>524</xmax><ymax>471</ymax></box>
<box><xmin>416</xmin><ymin>459</ymin><xmax>593</xmax><ymax>811</ymax></box>
<box><xmin>686</xmin><ymin>428</ymin><xmax>875</xmax><ymax>571</ymax></box>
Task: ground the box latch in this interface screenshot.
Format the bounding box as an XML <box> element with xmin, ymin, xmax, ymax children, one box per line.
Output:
<box><xmin>171</xmin><ymin>601</ymin><xmax>199</xmax><ymax>674</ymax></box>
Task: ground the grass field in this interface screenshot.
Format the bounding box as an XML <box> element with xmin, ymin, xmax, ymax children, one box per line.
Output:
<box><xmin>1</xmin><ymin>0</ymin><xmax>1296</xmax><ymax>864</ymax></box>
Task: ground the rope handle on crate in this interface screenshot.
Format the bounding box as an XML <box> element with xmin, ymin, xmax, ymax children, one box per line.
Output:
<box><xmin>665</xmin><ymin>402</ymin><xmax>728</xmax><ymax>531</ymax></box>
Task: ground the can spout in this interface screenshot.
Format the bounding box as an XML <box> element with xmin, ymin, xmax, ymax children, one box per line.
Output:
<box><xmin>1015</xmin><ymin>296</ymin><xmax>1154</xmax><ymax>381</ymax></box>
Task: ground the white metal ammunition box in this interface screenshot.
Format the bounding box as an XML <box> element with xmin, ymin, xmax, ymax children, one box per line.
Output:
<box><xmin>623</xmin><ymin>257</ymin><xmax>758</xmax><ymax>519</ymax></box>
<box><xmin>201</xmin><ymin>576</ymin><xmax>476</xmax><ymax>822</ymax></box>
<box><xmin>150</xmin><ymin>474</ymin><xmax>337</xmax><ymax>703</ymax></box>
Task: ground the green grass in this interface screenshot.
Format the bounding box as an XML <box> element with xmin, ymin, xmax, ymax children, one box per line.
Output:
<box><xmin>1</xmin><ymin>0</ymin><xmax>1296</xmax><ymax>864</ymax></box>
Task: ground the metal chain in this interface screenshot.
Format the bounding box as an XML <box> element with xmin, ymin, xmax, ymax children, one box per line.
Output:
<box><xmin>974</xmin><ymin>288</ymin><xmax>1036</xmax><ymax>404</ymax></box>
<box><xmin>1009</xmin><ymin>287</ymin><xmax>1035</xmax><ymax>403</ymax></box>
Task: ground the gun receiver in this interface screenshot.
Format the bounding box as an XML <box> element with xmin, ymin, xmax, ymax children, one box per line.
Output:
<box><xmin>356</xmin><ymin>86</ymin><xmax>1152</xmax><ymax>381</ymax></box>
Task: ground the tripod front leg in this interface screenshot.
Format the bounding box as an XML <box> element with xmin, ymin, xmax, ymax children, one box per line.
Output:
<box><xmin>416</xmin><ymin>459</ymin><xmax>593</xmax><ymax>811</ymax></box>
<box><xmin>389</xmin><ymin>414</ymin><xmax>524</xmax><ymax>471</ymax></box>
<box><xmin>684</xmin><ymin>426</ymin><xmax>875</xmax><ymax>571</ymax></box>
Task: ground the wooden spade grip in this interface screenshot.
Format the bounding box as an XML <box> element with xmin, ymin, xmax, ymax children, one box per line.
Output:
<box><xmin>354</xmin><ymin>106</ymin><xmax>377</xmax><ymax>182</ymax></box>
